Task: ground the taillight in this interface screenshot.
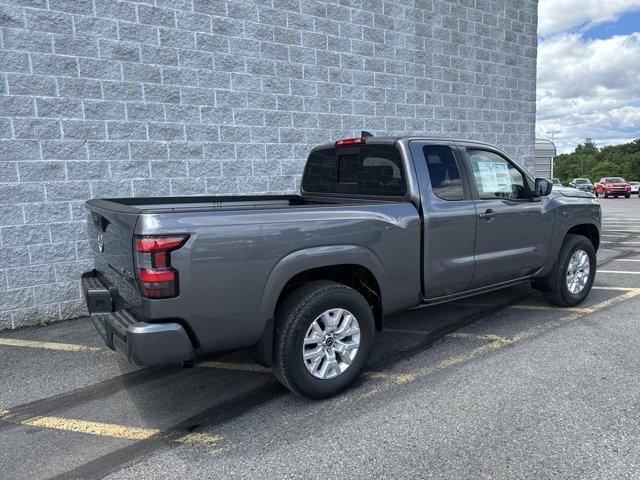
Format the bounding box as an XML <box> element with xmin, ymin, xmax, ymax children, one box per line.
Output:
<box><xmin>134</xmin><ymin>235</ymin><xmax>188</xmax><ymax>298</ymax></box>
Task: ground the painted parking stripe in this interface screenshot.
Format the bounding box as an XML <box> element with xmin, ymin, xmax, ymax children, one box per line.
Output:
<box><xmin>448</xmin><ymin>332</ymin><xmax>509</xmax><ymax>343</ymax></box>
<box><xmin>385</xmin><ymin>327</ymin><xmax>508</xmax><ymax>343</ymax></box>
<box><xmin>598</xmin><ymin>270</ymin><xmax>640</xmax><ymax>275</ymax></box>
<box><xmin>602</xmin><ymin>241</ymin><xmax>640</xmax><ymax>245</ymax></box>
<box><xmin>199</xmin><ymin>359</ymin><xmax>419</xmax><ymax>385</ymax></box>
<box><xmin>0</xmin><ymin>409</ymin><xmax>221</xmax><ymax>444</ymax></box>
<box><xmin>452</xmin><ymin>302</ymin><xmax>594</xmax><ymax>313</ymax></box>
<box><xmin>197</xmin><ymin>361</ymin><xmax>271</xmax><ymax>373</ymax></box>
<box><xmin>613</xmin><ymin>259</ymin><xmax>640</xmax><ymax>262</ymax></box>
<box><xmin>593</xmin><ymin>286</ymin><xmax>639</xmax><ymax>291</ymax></box>
<box><xmin>0</xmin><ymin>338</ymin><xmax>103</xmax><ymax>352</ymax></box>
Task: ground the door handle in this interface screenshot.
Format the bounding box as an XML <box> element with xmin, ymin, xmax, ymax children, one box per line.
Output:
<box><xmin>478</xmin><ymin>209</ymin><xmax>497</xmax><ymax>221</ymax></box>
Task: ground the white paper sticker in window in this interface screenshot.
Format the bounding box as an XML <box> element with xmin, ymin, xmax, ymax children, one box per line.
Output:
<box><xmin>476</xmin><ymin>159</ymin><xmax>510</xmax><ymax>194</ymax></box>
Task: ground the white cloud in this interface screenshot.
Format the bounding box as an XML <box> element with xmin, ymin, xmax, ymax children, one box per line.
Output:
<box><xmin>536</xmin><ymin>33</ymin><xmax>640</xmax><ymax>152</ymax></box>
<box><xmin>538</xmin><ymin>0</ymin><xmax>640</xmax><ymax>37</ymax></box>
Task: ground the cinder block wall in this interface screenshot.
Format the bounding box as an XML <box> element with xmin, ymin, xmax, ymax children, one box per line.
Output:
<box><xmin>0</xmin><ymin>0</ymin><xmax>538</xmax><ymax>329</ymax></box>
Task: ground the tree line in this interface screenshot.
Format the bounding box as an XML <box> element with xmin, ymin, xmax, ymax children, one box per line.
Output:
<box><xmin>553</xmin><ymin>138</ymin><xmax>640</xmax><ymax>184</ymax></box>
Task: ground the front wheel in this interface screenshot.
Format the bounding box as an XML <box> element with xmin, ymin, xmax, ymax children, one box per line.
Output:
<box><xmin>536</xmin><ymin>234</ymin><xmax>596</xmax><ymax>307</ymax></box>
<box><xmin>625</xmin><ymin>194</ymin><xmax>630</xmax><ymax>198</ymax></box>
<box><xmin>273</xmin><ymin>281</ymin><xmax>375</xmax><ymax>399</ymax></box>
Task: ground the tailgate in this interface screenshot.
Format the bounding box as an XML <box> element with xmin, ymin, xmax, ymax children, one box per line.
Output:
<box><xmin>86</xmin><ymin>203</ymin><xmax>142</xmax><ymax>310</ymax></box>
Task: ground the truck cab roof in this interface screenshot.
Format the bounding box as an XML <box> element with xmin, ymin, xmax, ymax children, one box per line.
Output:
<box><xmin>312</xmin><ymin>136</ymin><xmax>503</xmax><ymax>152</ymax></box>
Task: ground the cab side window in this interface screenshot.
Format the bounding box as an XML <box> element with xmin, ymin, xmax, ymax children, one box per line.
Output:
<box><xmin>423</xmin><ymin>145</ymin><xmax>464</xmax><ymax>201</ymax></box>
<box><xmin>467</xmin><ymin>150</ymin><xmax>529</xmax><ymax>200</ymax></box>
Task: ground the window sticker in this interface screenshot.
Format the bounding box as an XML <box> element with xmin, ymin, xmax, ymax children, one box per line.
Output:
<box><xmin>476</xmin><ymin>158</ymin><xmax>510</xmax><ymax>194</ymax></box>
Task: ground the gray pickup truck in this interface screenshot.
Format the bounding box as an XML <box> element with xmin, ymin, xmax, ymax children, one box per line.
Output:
<box><xmin>82</xmin><ymin>135</ymin><xmax>601</xmax><ymax>398</ymax></box>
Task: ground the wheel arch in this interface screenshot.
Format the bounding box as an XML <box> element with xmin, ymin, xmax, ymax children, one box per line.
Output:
<box><xmin>261</xmin><ymin>245</ymin><xmax>385</xmax><ymax>324</ymax></box>
<box><xmin>251</xmin><ymin>246</ymin><xmax>385</xmax><ymax>367</ymax></box>
<box><xmin>567</xmin><ymin>223</ymin><xmax>600</xmax><ymax>251</ymax></box>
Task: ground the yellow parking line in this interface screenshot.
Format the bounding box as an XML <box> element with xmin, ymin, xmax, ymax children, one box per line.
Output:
<box><xmin>602</xmin><ymin>241</ymin><xmax>640</xmax><ymax>245</ymax></box>
<box><xmin>363</xmin><ymin>371</ymin><xmax>417</xmax><ymax>384</ymax></box>
<box><xmin>593</xmin><ymin>286</ymin><xmax>639</xmax><ymax>291</ymax></box>
<box><xmin>452</xmin><ymin>302</ymin><xmax>593</xmax><ymax>313</ymax></box>
<box><xmin>386</xmin><ymin>328</ymin><xmax>509</xmax><ymax>343</ymax></box>
<box><xmin>197</xmin><ymin>361</ymin><xmax>271</xmax><ymax>373</ymax></box>
<box><xmin>385</xmin><ymin>327</ymin><xmax>430</xmax><ymax>335</ymax></box>
<box><xmin>0</xmin><ymin>338</ymin><xmax>103</xmax><ymax>352</ymax></box>
<box><xmin>598</xmin><ymin>270</ymin><xmax>640</xmax><ymax>275</ymax></box>
<box><xmin>510</xmin><ymin>304</ymin><xmax>594</xmax><ymax>313</ymax></box>
<box><xmin>0</xmin><ymin>409</ymin><xmax>221</xmax><ymax>444</ymax></box>
<box><xmin>198</xmin><ymin>360</ymin><xmax>418</xmax><ymax>384</ymax></box>
<box><xmin>448</xmin><ymin>332</ymin><xmax>509</xmax><ymax>344</ymax></box>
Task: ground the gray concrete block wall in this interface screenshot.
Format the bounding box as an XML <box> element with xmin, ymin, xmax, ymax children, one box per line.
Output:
<box><xmin>0</xmin><ymin>0</ymin><xmax>538</xmax><ymax>329</ymax></box>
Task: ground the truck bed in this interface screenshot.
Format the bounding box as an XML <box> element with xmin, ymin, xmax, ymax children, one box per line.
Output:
<box><xmin>86</xmin><ymin>194</ymin><xmax>387</xmax><ymax>215</ymax></box>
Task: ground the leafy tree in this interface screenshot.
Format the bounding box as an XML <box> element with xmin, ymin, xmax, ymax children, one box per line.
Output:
<box><xmin>552</xmin><ymin>138</ymin><xmax>640</xmax><ymax>184</ymax></box>
<box><xmin>574</xmin><ymin>138</ymin><xmax>598</xmax><ymax>156</ymax></box>
<box><xmin>624</xmin><ymin>154</ymin><xmax>640</xmax><ymax>181</ymax></box>
<box><xmin>589</xmin><ymin>161</ymin><xmax>622</xmax><ymax>181</ymax></box>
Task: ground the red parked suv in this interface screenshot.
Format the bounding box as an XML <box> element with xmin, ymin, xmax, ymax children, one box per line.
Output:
<box><xmin>594</xmin><ymin>177</ymin><xmax>632</xmax><ymax>198</ymax></box>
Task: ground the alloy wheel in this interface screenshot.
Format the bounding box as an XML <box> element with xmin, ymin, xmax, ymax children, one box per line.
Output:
<box><xmin>302</xmin><ymin>308</ymin><xmax>360</xmax><ymax>380</ymax></box>
<box><xmin>566</xmin><ymin>249</ymin><xmax>590</xmax><ymax>295</ymax></box>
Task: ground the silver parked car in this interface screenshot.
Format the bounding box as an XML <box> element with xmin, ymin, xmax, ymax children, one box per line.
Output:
<box><xmin>629</xmin><ymin>181</ymin><xmax>640</xmax><ymax>195</ymax></box>
<box><xmin>569</xmin><ymin>178</ymin><xmax>594</xmax><ymax>194</ymax></box>
<box><xmin>552</xmin><ymin>178</ymin><xmax>563</xmax><ymax>187</ymax></box>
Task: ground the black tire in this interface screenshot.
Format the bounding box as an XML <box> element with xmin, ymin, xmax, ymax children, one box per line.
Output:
<box><xmin>273</xmin><ymin>280</ymin><xmax>375</xmax><ymax>399</ymax></box>
<box><xmin>625</xmin><ymin>194</ymin><xmax>630</xmax><ymax>198</ymax></box>
<box><xmin>537</xmin><ymin>234</ymin><xmax>596</xmax><ymax>307</ymax></box>
<box><xmin>603</xmin><ymin>192</ymin><xmax>609</xmax><ymax>198</ymax></box>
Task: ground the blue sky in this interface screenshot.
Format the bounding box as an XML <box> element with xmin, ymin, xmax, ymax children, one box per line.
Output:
<box><xmin>536</xmin><ymin>1</ymin><xmax>640</xmax><ymax>152</ymax></box>
<box><xmin>581</xmin><ymin>10</ymin><xmax>640</xmax><ymax>40</ymax></box>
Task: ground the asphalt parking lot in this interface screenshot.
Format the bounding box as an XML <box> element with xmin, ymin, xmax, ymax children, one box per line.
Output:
<box><xmin>1</xmin><ymin>197</ymin><xmax>639</xmax><ymax>480</ymax></box>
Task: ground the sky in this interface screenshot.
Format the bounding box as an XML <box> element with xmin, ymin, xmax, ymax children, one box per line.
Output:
<box><xmin>536</xmin><ymin>0</ymin><xmax>640</xmax><ymax>153</ymax></box>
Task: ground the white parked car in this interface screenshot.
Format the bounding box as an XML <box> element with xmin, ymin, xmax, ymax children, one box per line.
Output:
<box><xmin>629</xmin><ymin>181</ymin><xmax>640</xmax><ymax>195</ymax></box>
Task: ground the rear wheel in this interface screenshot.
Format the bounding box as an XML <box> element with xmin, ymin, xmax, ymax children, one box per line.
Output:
<box><xmin>536</xmin><ymin>234</ymin><xmax>596</xmax><ymax>307</ymax></box>
<box><xmin>273</xmin><ymin>281</ymin><xmax>374</xmax><ymax>399</ymax></box>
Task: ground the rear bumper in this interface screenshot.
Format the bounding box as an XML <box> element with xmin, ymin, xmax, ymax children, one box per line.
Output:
<box><xmin>81</xmin><ymin>270</ymin><xmax>194</xmax><ymax>366</ymax></box>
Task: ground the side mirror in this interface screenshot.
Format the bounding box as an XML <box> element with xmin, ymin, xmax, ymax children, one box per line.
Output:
<box><xmin>534</xmin><ymin>178</ymin><xmax>553</xmax><ymax>197</ymax></box>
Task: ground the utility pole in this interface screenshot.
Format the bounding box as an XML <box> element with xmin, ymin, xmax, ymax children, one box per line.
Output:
<box><xmin>546</xmin><ymin>129</ymin><xmax>560</xmax><ymax>143</ymax></box>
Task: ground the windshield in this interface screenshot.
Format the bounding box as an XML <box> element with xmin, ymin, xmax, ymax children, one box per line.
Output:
<box><xmin>552</xmin><ymin>178</ymin><xmax>561</xmax><ymax>185</ymax></box>
<box><xmin>605</xmin><ymin>177</ymin><xmax>625</xmax><ymax>183</ymax></box>
<box><xmin>574</xmin><ymin>179</ymin><xmax>590</xmax><ymax>184</ymax></box>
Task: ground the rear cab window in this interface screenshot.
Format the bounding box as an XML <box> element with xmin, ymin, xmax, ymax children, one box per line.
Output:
<box><xmin>302</xmin><ymin>143</ymin><xmax>407</xmax><ymax>197</ymax></box>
